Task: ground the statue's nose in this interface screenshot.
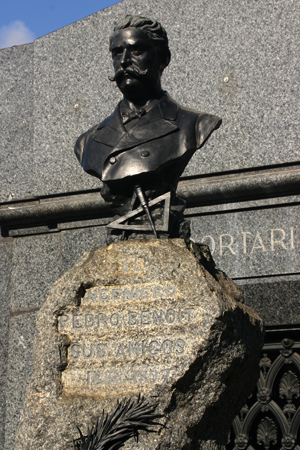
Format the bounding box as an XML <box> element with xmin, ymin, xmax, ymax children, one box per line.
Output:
<box><xmin>120</xmin><ymin>49</ymin><xmax>130</xmax><ymax>68</ymax></box>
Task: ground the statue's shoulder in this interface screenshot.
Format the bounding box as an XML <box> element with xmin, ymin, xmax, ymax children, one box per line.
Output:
<box><xmin>74</xmin><ymin>124</ymin><xmax>99</xmax><ymax>163</ymax></box>
<box><xmin>163</xmin><ymin>94</ymin><xmax>222</xmax><ymax>149</ymax></box>
<box><xmin>194</xmin><ymin>110</ymin><xmax>222</xmax><ymax>147</ymax></box>
<box><xmin>74</xmin><ymin>106</ymin><xmax>119</xmax><ymax>163</ymax></box>
<box><xmin>175</xmin><ymin>101</ymin><xmax>221</xmax><ymax>126</ymax></box>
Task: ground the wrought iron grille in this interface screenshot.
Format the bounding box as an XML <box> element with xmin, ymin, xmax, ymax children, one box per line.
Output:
<box><xmin>225</xmin><ymin>325</ymin><xmax>300</xmax><ymax>450</ymax></box>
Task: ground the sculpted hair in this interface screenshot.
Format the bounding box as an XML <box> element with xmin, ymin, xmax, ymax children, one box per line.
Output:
<box><xmin>110</xmin><ymin>15</ymin><xmax>171</xmax><ymax>71</ymax></box>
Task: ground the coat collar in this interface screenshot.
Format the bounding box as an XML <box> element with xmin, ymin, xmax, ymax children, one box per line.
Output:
<box><xmin>92</xmin><ymin>93</ymin><xmax>178</xmax><ymax>152</ymax></box>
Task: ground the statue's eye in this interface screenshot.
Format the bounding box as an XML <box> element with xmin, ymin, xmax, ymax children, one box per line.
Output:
<box><xmin>112</xmin><ymin>48</ymin><xmax>123</xmax><ymax>58</ymax></box>
<box><xmin>131</xmin><ymin>45</ymin><xmax>146</xmax><ymax>56</ymax></box>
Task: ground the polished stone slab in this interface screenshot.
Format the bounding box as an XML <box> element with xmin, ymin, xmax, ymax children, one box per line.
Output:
<box><xmin>191</xmin><ymin>205</ymin><xmax>299</xmax><ymax>278</ymax></box>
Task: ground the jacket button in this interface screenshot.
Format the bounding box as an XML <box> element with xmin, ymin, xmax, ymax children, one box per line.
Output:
<box><xmin>109</xmin><ymin>157</ymin><xmax>117</xmax><ymax>164</ymax></box>
<box><xmin>141</xmin><ymin>150</ymin><xmax>149</xmax><ymax>157</ymax></box>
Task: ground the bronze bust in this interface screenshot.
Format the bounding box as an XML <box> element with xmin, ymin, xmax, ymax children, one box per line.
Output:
<box><xmin>75</xmin><ymin>15</ymin><xmax>221</xmax><ymax>240</ymax></box>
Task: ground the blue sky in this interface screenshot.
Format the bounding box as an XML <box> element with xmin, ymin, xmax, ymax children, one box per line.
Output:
<box><xmin>0</xmin><ymin>0</ymin><xmax>121</xmax><ymax>49</ymax></box>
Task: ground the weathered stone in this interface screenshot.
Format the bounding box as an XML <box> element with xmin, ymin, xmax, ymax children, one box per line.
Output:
<box><xmin>15</xmin><ymin>239</ymin><xmax>263</xmax><ymax>450</ymax></box>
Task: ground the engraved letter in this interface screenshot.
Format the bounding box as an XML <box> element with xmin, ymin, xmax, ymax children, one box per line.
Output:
<box><xmin>70</xmin><ymin>344</ymin><xmax>80</xmax><ymax>359</ymax></box>
<box><xmin>153</xmin><ymin>286</ymin><xmax>162</xmax><ymax>298</ymax></box>
<box><xmin>83</xmin><ymin>343</ymin><xmax>93</xmax><ymax>359</ymax></box>
<box><xmin>113</xmin><ymin>372</ymin><xmax>122</xmax><ymax>385</ymax></box>
<box><xmin>134</xmin><ymin>258</ymin><xmax>143</xmax><ymax>272</ymax></box>
<box><xmin>161</xmin><ymin>368</ymin><xmax>171</xmax><ymax>386</ymax></box>
<box><xmin>87</xmin><ymin>371</ymin><xmax>91</xmax><ymax>385</ymax></box>
<box><xmin>129</xmin><ymin>342</ymin><xmax>140</xmax><ymax>356</ymax></box>
<box><xmin>141</xmin><ymin>310</ymin><xmax>150</xmax><ymax>326</ymax></box>
<box><xmin>100</xmin><ymin>289</ymin><xmax>109</xmax><ymax>301</ymax></box>
<box><xmin>85</xmin><ymin>290</ymin><xmax>98</xmax><ymax>302</ymax></box>
<box><xmin>73</xmin><ymin>314</ymin><xmax>83</xmax><ymax>329</ymax></box>
<box><xmin>116</xmin><ymin>344</ymin><xmax>126</xmax><ymax>358</ymax></box>
<box><xmin>59</xmin><ymin>314</ymin><xmax>69</xmax><ymax>332</ymax></box>
<box><xmin>250</xmin><ymin>232</ymin><xmax>267</xmax><ymax>253</ymax></box>
<box><xmin>201</xmin><ymin>235</ymin><xmax>216</xmax><ymax>254</ymax></box>
<box><xmin>97</xmin><ymin>313</ymin><xmax>107</xmax><ymax>328</ymax></box>
<box><xmin>150</xmin><ymin>369</ymin><xmax>158</xmax><ymax>384</ymax></box>
<box><xmin>184</xmin><ymin>308</ymin><xmax>195</xmax><ymax>323</ymax></box>
<box><xmin>112</xmin><ymin>289</ymin><xmax>121</xmax><ymax>301</ymax></box>
<box><xmin>123</xmin><ymin>287</ymin><xmax>135</xmax><ymax>300</ymax></box>
<box><xmin>166</xmin><ymin>285</ymin><xmax>176</xmax><ymax>297</ymax></box>
<box><xmin>162</xmin><ymin>340</ymin><xmax>173</xmax><ymax>355</ymax></box>
<box><xmin>178</xmin><ymin>309</ymin><xmax>182</xmax><ymax>323</ymax></box>
<box><xmin>220</xmin><ymin>234</ymin><xmax>236</xmax><ymax>255</ymax></box>
<box><xmin>240</xmin><ymin>231</ymin><xmax>253</xmax><ymax>254</ymax></box>
<box><xmin>290</xmin><ymin>227</ymin><xmax>295</xmax><ymax>250</ymax></box>
<box><xmin>121</xmin><ymin>260</ymin><xmax>128</xmax><ymax>272</ymax></box>
<box><xmin>110</xmin><ymin>313</ymin><xmax>119</xmax><ymax>326</ymax></box>
<box><xmin>137</xmin><ymin>370</ymin><xmax>147</xmax><ymax>384</ymax></box>
<box><xmin>85</xmin><ymin>314</ymin><xmax>94</xmax><ymax>328</ymax></box>
<box><xmin>153</xmin><ymin>310</ymin><xmax>163</xmax><ymax>325</ymax></box>
<box><xmin>271</xmin><ymin>228</ymin><xmax>287</xmax><ymax>251</ymax></box>
<box><xmin>175</xmin><ymin>339</ymin><xmax>185</xmax><ymax>354</ymax></box>
<box><xmin>166</xmin><ymin>309</ymin><xmax>176</xmax><ymax>323</ymax></box>
<box><xmin>128</xmin><ymin>311</ymin><xmax>137</xmax><ymax>326</ymax></box>
<box><xmin>149</xmin><ymin>340</ymin><xmax>160</xmax><ymax>355</ymax></box>
<box><xmin>93</xmin><ymin>372</ymin><xmax>102</xmax><ymax>386</ymax></box>
<box><xmin>97</xmin><ymin>344</ymin><xmax>106</xmax><ymax>358</ymax></box>
<box><xmin>141</xmin><ymin>288</ymin><xmax>150</xmax><ymax>299</ymax></box>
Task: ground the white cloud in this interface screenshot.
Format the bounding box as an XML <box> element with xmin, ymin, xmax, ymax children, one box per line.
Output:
<box><xmin>0</xmin><ymin>20</ymin><xmax>36</xmax><ymax>49</ymax></box>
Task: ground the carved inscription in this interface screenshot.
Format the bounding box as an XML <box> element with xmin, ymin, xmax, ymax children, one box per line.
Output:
<box><xmin>86</xmin><ymin>367</ymin><xmax>171</xmax><ymax>387</ymax></box>
<box><xmin>201</xmin><ymin>226</ymin><xmax>295</xmax><ymax>256</ymax></box>
<box><xmin>59</xmin><ymin>307</ymin><xmax>195</xmax><ymax>332</ymax></box>
<box><xmin>81</xmin><ymin>284</ymin><xmax>176</xmax><ymax>303</ymax></box>
<box><xmin>59</xmin><ymin>258</ymin><xmax>202</xmax><ymax>396</ymax></box>
<box><xmin>68</xmin><ymin>338</ymin><xmax>186</xmax><ymax>360</ymax></box>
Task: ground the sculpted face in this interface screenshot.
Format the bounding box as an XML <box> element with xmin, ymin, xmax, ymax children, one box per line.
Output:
<box><xmin>110</xmin><ymin>28</ymin><xmax>162</xmax><ymax>100</ymax></box>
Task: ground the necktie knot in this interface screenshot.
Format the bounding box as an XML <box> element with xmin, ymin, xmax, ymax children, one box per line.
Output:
<box><xmin>121</xmin><ymin>108</ymin><xmax>146</xmax><ymax>124</ymax></box>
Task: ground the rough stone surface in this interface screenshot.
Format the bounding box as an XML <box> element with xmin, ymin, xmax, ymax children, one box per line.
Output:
<box><xmin>1</xmin><ymin>0</ymin><xmax>300</xmax><ymax>201</ymax></box>
<box><xmin>15</xmin><ymin>239</ymin><xmax>263</xmax><ymax>450</ymax></box>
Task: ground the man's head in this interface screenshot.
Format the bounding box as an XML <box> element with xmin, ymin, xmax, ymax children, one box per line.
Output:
<box><xmin>110</xmin><ymin>15</ymin><xmax>171</xmax><ymax>72</ymax></box>
<box><xmin>109</xmin><ymin>15</ymin><xmax>171</xmax><ymax>104</ymax></box>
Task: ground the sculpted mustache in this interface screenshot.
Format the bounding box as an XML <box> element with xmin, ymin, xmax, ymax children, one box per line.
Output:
<box><xmin>108</xmin><ymin>66</ymin><xmax>148</xmax><ymax>82</ymax></box>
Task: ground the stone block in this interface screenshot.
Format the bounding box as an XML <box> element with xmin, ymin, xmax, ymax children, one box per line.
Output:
<box><xmin>4</xmin><ymin>311</ymin><xmax>36</xmax><ymax>450</ymax></box>
<box><xmin>240</xmin><ymin>276</ymin><xmax>300</xmax><ymax>326</ymax></box>
<box><xmin>15</xmin><ymin>239</ymin><xmax>263</xmax><ymax>450</ymax></box>
<box><xmin>0</xmin><ymin>44</ymin><xmax>34</xmax><ymax>202</ymax></box>
<box><xmin>191</xmin><ymin>205</ymin><xmax>299</xmax><ymax>278</ymax></box>
<box><xmin>0</xmin><ymin>239</ymin><xmax>13</xmax><ymax>449</ymax></box>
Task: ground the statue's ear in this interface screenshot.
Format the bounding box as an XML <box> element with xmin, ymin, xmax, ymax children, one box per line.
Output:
<box><xmin>159</xmin><ymin>58</ymin><xmax>170</xmax><ymax>73</ymax></box>
<box><xmin>159</xmin><ymin>63</ymin><xmax>166</xmax><ymax>74</ymax></box>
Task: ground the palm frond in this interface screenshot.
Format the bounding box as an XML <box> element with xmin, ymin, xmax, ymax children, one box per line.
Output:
<box><xmin>73</xmin><ymin>395</ymin><xmax>164</xmax><ymax>450</ymax></box>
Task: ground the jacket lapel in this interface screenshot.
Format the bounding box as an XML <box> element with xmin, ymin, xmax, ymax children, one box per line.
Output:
<box><xmin>92</xmin><ymin>104</ymin><xmax>126</xmax><ymax>148</ymax></box>
<box><xmin>91</xmin><ymin>95</ymin><xmax>179</xmax><ymax>155</ymax></box>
